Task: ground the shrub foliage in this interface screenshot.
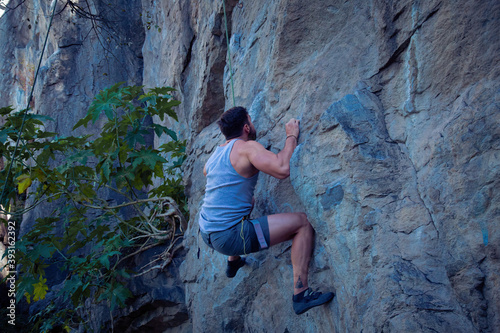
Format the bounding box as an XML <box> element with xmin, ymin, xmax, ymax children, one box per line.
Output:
<box><xmin>0</xmin><ymin>83</ymin><xmax>187</xmax><ymax>331</ymax></box>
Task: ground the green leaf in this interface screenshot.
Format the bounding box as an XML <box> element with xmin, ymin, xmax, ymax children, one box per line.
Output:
<box><xmin>25</xmin><ymin>113</ymin><xmax>55</xmax><ymax>123</ymax></box>
<box><xmin>78</xmin><ymin>182</ymin><xmax>96</xmax><ymax>199</ymax></box>
<box><xmin>64</xmin><ymin>276</ymin><xmax>82</xmax><ymax>295</ymax></box>
<box><xmin>118</xmin><ymin>145</ymin><xmax>129</xmax><ymax>164</ymax></box>
<box><xmin>35</xmin><ymin>130</ymin><xmax>57</xmax><ymax>138</ymax></box>
<box><xmin>68</xmin><ymin>149</ymin><xmax>94</xmax><ymax>165</ymax></box>
<box><xmin>115</xmin><ymin>169</ymin><xmax>135</xmax><ymax>189</ymax></box>
<box><xmin>156</xmin><ymin>99</ymin><xmax>181</xmax><ymax>121</ymax></box>
<box><xmin>30</xmin><ymin>243</ymin><xmax>54</xmax><ymax>260</ymax></box>
<box><xmin>0</xmin><ymin>127</ymin><xmax>16</xmax><ymax>143</ymax></box>
<box><xmin>33</xmin><ymin>276</ymin><xmax>49</xmax><ymax>302</ymax></box>
<box><xmin>17</xmin><ymin>276</ymin><xmax>37</xmax><ymax>303</ymax></box>
<box><xmin>152</xmin><ymin>124</ymin><xmax>178</xmax><ymax>140</ymax></box>
<box><xmin>89</xmin><ymin>224</ymin><xmax>111</xmax><ymax>239</ymax></box>
<box><xmin>0</xmin><ymin>106</ymin><xmax>15</xmax><ymax>115</ymax></box>
<box><xmin>116</xmin><ymin>269</ymin><xmax>131</xmax><ymax>279</ymax></box>
<box><xmin>16</xmin><ymin>174</ymin><xmax>32</xmax><ymax>194</ymax></box>
<box><xmin>99</xmin><ymin>254</ymin><xmax>110</xmax><ymax>270</ymax></box>
<box><xmin>165</xmin><ymin>128</ymin><xmax>178</xmax><ymax>140</ymax></box>
<box><xmin>72</xmin><ymin>114</ymin><xmax>92</xmax><ymax>130</ymax></box>
<box><xmin>130</xmin><ymin>149</ymin><xmax>167</xmax><ymax>169</ymax></box>
<box><xmin>106</xmin><ymin>282</ymin><xmax>132</xmax><ymax>311</ymax></box>
<box><xmin>71</xmin><ymin>281</ymin><xmax>91</xmax><ymax>307</ymax></box>
<box><xmin>87</xmin><ymin>83</ymin><xmax>125</xmax><ymax>123</ymax></box>
<box><xmin>125</xmin><ymin>127</ymin><xmax>148</xmax><ymax>146</ymax></box>
<box><xmin>101</xmin><ymin>159</ymin><xmax>111</xmax><ymax>181</ymax></box>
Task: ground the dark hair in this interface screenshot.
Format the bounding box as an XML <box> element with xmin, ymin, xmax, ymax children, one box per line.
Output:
<box><xmin>217</xmin><ymin>106</ymin><xmax>249</xmax><ymax>140</ymax></box>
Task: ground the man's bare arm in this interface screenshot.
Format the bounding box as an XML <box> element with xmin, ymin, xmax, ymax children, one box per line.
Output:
<box><xmin>246</xmin><ymin>119</ymin><xmax>300</xmax><ymax>179</ymax></box>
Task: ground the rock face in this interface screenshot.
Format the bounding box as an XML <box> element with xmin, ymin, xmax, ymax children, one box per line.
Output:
<box><xmin>142</xmin><ymin>0</ymin><xmax>499</xmax><ymax>332</ymax></box>
<box><xmin>1</xmin><ymin>0</ymin><xmax>499</xmax><ymax>332</ymax></box>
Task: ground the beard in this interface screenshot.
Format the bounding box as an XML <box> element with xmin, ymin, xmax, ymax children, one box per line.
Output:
<box><xmin>248</xmin><ymin>127</ymin><xmax>257</xmax><ymax>141</ymax></box>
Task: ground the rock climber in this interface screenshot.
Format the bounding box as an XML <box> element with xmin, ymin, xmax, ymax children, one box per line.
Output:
<box><xmin>199</xmin><ymin>106</ymin><xmax>334</xmax><ymax>315</ymax></box>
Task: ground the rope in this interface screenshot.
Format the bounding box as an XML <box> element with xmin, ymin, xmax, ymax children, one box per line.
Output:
<box><xmin>222</xmin><ymin>0</ymin><xmax>236</xmax><ymax>107</ymax></box>
<box><xmin>240</xmin><ymin>217</ymin><xmax>247</xmax><ymax>255</ymax></box>
<box><xmin>0</xmin><ymin>0</ymin><xmax>58</xmax><ymax>208</ymax></box>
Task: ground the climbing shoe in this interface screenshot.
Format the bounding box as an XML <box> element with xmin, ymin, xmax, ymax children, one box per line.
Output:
<box><xmin>292</xmin><ymin>288</ymin><xmax>334</xmax><ymax>315</ymax></box>
<box><xmin>226</xmin><ymin>257</ymin><xmax>246</xmax><ymax>278</ymax></box>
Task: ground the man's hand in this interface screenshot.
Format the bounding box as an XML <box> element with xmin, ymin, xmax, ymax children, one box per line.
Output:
<box><xmin>286</xmin><ymin>118</ymin><xmax>300</xmax><ymax>139</ymax></box>
<box><xmin>242</xmin><ymin>118</ymin><xmax>301</xmax><ymax>180</ymax></box>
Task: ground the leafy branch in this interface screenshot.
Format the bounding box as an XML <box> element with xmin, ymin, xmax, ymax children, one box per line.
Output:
<box><xmin>0</xmin><ymin>83</ymin><xmax>187</xmax><ymax>332</ymax></box>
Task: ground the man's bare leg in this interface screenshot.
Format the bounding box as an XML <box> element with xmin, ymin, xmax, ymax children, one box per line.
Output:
<box><xmin>268</xmin><ymin>212</ymin><xmax>314</xmax><ymax>295</ymax></box>
<box><xmin>228</xmin><ymin>255</ymin><xmax>240</xmax><ymax>261</ymax></box>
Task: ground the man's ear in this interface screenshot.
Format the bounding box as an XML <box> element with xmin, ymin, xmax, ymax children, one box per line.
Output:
<box><xmin>243</xmin><ymin>123</ymin><xmax>250</xmax><ymax>134</ymax></box>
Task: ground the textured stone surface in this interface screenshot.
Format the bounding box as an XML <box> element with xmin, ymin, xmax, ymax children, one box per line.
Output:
<box><xmin>1</xmin><ymin>0</ymin><xmax>499</xmax><ymax>332</ymax></box>
<box><xmin>149</xmin><ymin>0</ymin><xmax>498</xmax><ymax>332</ymax></box>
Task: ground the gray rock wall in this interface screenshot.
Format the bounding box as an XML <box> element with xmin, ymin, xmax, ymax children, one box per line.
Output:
<box><xmin>0</xmin><ymin>0</ymin><xmax>144</xmax><ymax>129</ymax></box>
<box><xmin>141</xmin><ymin>0</ymin><xmax>500</xmax><ymax>332</ymax></box>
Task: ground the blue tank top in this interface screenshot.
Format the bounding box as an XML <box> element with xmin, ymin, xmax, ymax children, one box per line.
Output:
<box><xmin>199</xmin><ymin>139</ymin><xmax>259</xmax><ymax>233</ymax></box>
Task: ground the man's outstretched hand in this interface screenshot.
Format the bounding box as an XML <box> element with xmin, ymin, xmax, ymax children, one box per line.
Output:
<box><xmin>286</xmin><ymin>118</ymin><xmax>300</xmax><ymax>139</ymax></box>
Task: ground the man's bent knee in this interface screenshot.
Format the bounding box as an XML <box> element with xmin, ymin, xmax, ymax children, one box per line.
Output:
<box><xmin>297</xmin><ymin>212</ymin><xmax>313</xmax><ymax>230</ymax></box>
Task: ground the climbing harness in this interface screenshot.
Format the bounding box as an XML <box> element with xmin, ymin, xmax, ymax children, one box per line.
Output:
<box><xmin>222</xmin><ymin>0</ymin><xmax>236</xmax><ymax>107</ymax></box>
<box><xmin>240</xmin><ymin>215</ymin><xmax>268</xmax><ymax>255</ymax></box>
<box><xmin>250</xmin><ymin>218</ymin><xmax>268</xmax><ymax>250</ymax></box>
<box><xmin>0</xmin><ymin>0</ymin><xmax>58</xmax><ymax>208</ymax></box>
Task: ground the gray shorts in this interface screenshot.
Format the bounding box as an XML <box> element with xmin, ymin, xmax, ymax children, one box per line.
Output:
<box><xmin>200</xmin><ymin>216</ymin><xmax>271</xmax><ymax>256</ymax></box>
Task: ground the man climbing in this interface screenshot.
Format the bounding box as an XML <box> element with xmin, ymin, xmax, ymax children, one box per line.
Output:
<box><xmin>199</xmin><ymin>106</ymin><xmax>334</xmax><ymax>315</ymax></box>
